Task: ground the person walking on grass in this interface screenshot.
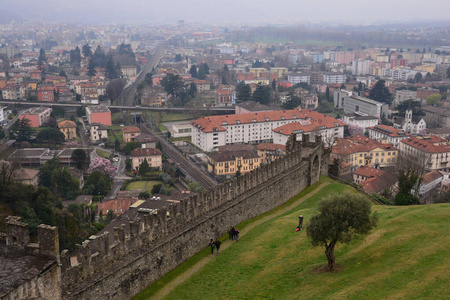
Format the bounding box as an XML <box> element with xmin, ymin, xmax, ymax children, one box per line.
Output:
<box><xmin>214</xmin><ymin>238</ymin><xmax>221</xmax><ymax>255</ymax></box>
<box><xmin>209</xmin><ymin>238</ymin><xmax>215</xmax><ymax>254</ymax></box>
<box><xmin>297</xmin><ymin>215</ymin><xmax>304</xmax><ymax>231</ymax></box>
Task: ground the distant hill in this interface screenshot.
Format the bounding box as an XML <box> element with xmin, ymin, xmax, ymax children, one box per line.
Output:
<box><xmin>136</xmin><ymin>179</ymin><xmax>450</xmax><ymax>300</ymax></box>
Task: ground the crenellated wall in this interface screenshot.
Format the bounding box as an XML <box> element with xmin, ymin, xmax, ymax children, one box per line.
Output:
<box><xmin>61</xmin><ymin>135</ymin><xmax>328</xmax><ymax>299</ymax></box>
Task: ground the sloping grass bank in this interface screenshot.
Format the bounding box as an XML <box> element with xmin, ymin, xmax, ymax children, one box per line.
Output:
<box><xmin>135</xmin><ymin>178</ymin><xmax>450</xmax><ymax>299</ymax></box>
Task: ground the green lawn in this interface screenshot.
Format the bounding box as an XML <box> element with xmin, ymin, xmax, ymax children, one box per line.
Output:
<box><xmin>135</xmin><ymin>178</ymin><xmax>450</xmax><ymax>300</ymax></box>
<box><xmin>96</xmin><ymin>149</ymin><xmax>110</xmax><ymax>159</ymax></box>
<box><xmin>158</xmin><ymin>123</ymin><xmax>168</xmax><ymax>132</ymax></box>
<box><xmin>126</xmin><ymin>181</ymin><xmax>162</xmax><ymax>193</ymax></box>
<box><xmin>108</xmin><ymin>126</ymin><xmax>123</xmax><ymax>142</ymax></box>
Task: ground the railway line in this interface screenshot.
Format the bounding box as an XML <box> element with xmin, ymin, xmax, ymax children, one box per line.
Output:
<box><xmin>140</xmin><ymin>124</ymin><xmax>217</xmax><ymax>190</ymax></box>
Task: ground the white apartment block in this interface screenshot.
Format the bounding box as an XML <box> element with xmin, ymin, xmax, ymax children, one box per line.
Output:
<box><xmin>351</xmin><ymin>59</ymin><xmax>371</xmax><ymax>75</ymax></box>
<box><xmin>394</xmin><ymin>90</ymin><xmax>418</xmax><ymax>105</ymax></box>
<box><xmin>287</xmin><ymin>73</ymin><xmax>310</xmax><ymax>84</ymax></box>
<box><xmin>190</xmin><ymin>108</ymin><xmax>335</xmax><ymax>152</ymax></box>
<box><xmin>322</xmin><ymin>73</ymin><xmax>347</xmax><ymax>84</ymax></box>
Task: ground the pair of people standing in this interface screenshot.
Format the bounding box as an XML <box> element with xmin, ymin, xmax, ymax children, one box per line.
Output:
<box><xmin>209</xmin><ymin>238</ymin><xmax>221</xmax><ymax>255</ymax></box>
<box><xmin>228</xmin><ymin>226</ymin><xmax>239</xmax><ymax>241</ymax></box>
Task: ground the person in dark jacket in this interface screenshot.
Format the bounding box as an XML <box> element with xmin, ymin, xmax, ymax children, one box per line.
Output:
<box><xmin>298</xmin><ymin>215</ymin><xmax>304</xmax><ymax>230</ymax></box>
<box><xmin>209</xmin><ymin>238</ymin><xmax>215</xmax><ymax>254</ymax></box>
<box><xmin>214</xmin><ymin>239</ymin><xmax>221</xmax><ymax>255</ymax></box>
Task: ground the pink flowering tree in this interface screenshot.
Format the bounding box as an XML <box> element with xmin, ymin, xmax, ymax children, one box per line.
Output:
<box><xmin>88</xmin><ymin>157</ymin><xmax>115</xmax><ymax>178</ymax></box>
<box><xmin>348</xmin><ymin>125</ymin><xmax>364</xmax><ymax>136</ymax></box>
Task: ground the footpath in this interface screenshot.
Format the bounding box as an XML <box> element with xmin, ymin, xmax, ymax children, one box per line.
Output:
<box><xmin>148</xmin><ymin>181</ymin><xmax>330</xmax><ymax>300</ymax></box>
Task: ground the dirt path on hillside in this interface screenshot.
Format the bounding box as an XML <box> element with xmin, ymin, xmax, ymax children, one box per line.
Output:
<box><xmin>149</xmin><ymin>182</ymin><xmax>330</xmax><ymax>300</ymax></box>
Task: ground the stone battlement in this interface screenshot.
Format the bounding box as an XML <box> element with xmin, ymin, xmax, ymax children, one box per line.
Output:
<box><xmin>60</xmin><ymin>134</ymin><xmax>328</xmax><ymax>299</ymax></box>
<box><xmin>1</xmin><ymin>134</ymin><xmax>328</xmax><ymax>300</ymax></box>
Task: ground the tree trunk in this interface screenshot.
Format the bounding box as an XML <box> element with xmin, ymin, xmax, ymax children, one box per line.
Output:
<box><xmin>325</xmin><ymin>240</ymin><xmax>336</xmax><ymax>271</ymax></box>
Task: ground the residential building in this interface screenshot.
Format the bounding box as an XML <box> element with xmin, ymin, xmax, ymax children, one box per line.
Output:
<box><xmin>418</xmin><ymin>170</ymin><xmax>443</xmax><ymax>196</ymax></box>
<box><xmin>343</xmin><ymin>95</ymin><xmax>389</xmax><ymax>118</ymax></box>
<box><xmin>353</xmin><ymin>166</ymin><xmax>387</xmax><ymax>184</ymax></box>
<box><xmin>354</xmin><ymin>166</ymin><xmax>397</xmax><ymax>194</ymax></box>
<box><xmin>131</xmin><ymin>148</ymin><xmax>162</xmax><ymax>171</ymax></box>
<box><xmin>171</xmin><ymin>124</ymin><xmax>192</xmax><ymax>138</ymax></box>
<box><xmin>120</xmin><ymin>65</ymin><xmax>137</xmax><ymax>78</ymax></box>
<box><xmin>342</xmin><ymin>113</ymin><xmax>379</xmax><ymax>133</ymax></box>
<box><xmin>257</xmin><ymin>143</ymin><xmax>286</xmax><ymax>164</ymax></box>
<box><xmin>0</xmin><ymin>106</ymin><xmax>6</xmax><ymax>124</ymax></box>
<box><xmin>368</xmin><ymin>124</ymin><xmax>411</xmax><ymax>148</ymax></box>
<box><xmin>422</xmin><ymin>105</ymin><xmax>450</xmax><ymax>128</ymax></box>
<box><xmin>12</xmin><ymin>168</ymin><xmax>39</xmax><ymax>187</ymax></box>
<box><xmin>191</xmin><ymin>108</ymin><xmax>334</xmax><ymax>151</ymax></box>
<box><xmin>301</xmin><ymin>95</ymin><xmax>319</xmax><ymax>109</ymax></box>
<box><xmin>193</xmin><ymin>80</ymin><xmax>211</xmax><ymax>92</ymax></box>
<box><xmin>394</xmin><ymin>90</ymin><xmax>418</xmax><ymax>105</ymax></box>
<box><xmin>331</xmin><ymin>135</ymin><xmax>399</xmax><ymax>170</ymax></box>
<box><xmin>123</xmin><ymin>126</ymin><xmax>141</xmax><ymax>143</ymax></box>
<box><xmin>272</xmin><ymin>114</ymin><xmax>345</xmax><ymax>147</ymax></box>
<box><xmin>235</xmin><ymin>101</ymin><xmax>272</xmax><ymax>114</ymax></box>
<box><xmin>207</xmin><ymin>149</ymin><xmax>261</xmax><ymax>176</ymax></box>
<box><xmin>335</xmin><ymin>52</ymin><xmax>355</xmax><ymax>65</ymax></box>
<box><xmin>215</xmin><ymin>85</ymin><xmax>236</xmax><ymax>107</ymax></box>
<box><xmin>134</xmin><ymin>134</ymin><xmax>157</xmax><ymax>149</ymax></box>
<box><xmin>417</xmin><ymin>88</ymin><xmax>440</xmax><ymax>101</ymax></box>
<box><xmin>58</xmin><ymin>120</ymin><xmax>77</xmax><ymax>140</ymax></box>
<box><xmin>270</xmin><ymin>67</ymin><xmax>288</xmax><ymax>79</ymax></box>
<box><xmin>333</xmin><ymin>89</ymin><xmax>353</xmax><ymax>109</ymax></box>
<box><xmin>89</xmin><ymin>123</ymin><xmax>108</xmax><ymax>142</ymax></box>
<box><xmin>427</xmin><ymin>128</ymin><xmax>450</xmax><ymax>140</ymax></box>
<box><xmin>322</xmin><ymin>73</ymin><xmax>347</xmax><ymax>84</ymax></box>
<box><xmin>287</xmin><ymin>73</ymin><xmax>310</xmax><ymax>84</ymax></box>
<box><xmin>399</xmin><ymin>136</ymin><xmax>450</xmax><ymax>172</ymax></box>
<box><xmin>351</xmin><ymin>59</ymin><xmax>371</xmax><ymax>75</ymax></box>
<box><xmin>37</xmin><ymin>86</ymin><xmax>55</xmax><ymax>102</ymax></box>
<box><xmin>98</xmin><ymin>198</ymin><xmax>137</xmax><ymax>215</ymax></box>
<box><xmin>19</xmin><ymin>107</ymin><xmax>52</xmax><ymax>127</ymax></box>
<box><xmin>85</xmin><ymin>106</ymin><xmax>111</xmax><ymax>126</ymax></box>
<box><xmin>2</xmin><ymin>84</ymin><xmax>25</xmax><ymax>100</ymax></box>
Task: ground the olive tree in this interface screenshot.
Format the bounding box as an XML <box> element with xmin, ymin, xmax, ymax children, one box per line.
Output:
<box><xmin>307</xmin><ymin>193</ymin><xmax>378</xmax><ymax>271</ymax></box>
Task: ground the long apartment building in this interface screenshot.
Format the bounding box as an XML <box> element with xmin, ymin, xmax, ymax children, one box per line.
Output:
<box><xmin>190</xmin><ymin>108</ymin><xmax>340</xmax><ymax>151</ymax></box>
<box><xmin>399</xmin><ymin>136</ymin><xmax>450</xmax><ymax>172</ymax></box>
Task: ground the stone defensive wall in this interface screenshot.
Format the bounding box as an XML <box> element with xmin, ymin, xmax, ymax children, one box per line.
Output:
<box><xmin>61</xmin><ymin>136</ymin><xmax>329</xmax><ymax>299</ymax></box>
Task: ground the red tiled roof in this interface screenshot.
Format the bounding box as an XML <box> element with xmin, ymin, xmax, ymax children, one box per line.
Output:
<box><xmin>256</xmin><ymin>143</ymin><xmax>286</xmax><ymax>151</ymax></box>
<box><xmin>123</xmin><ymin>126</ymin><xmax>141</xmax><ymax>133</ymax></box>
<box><xmin>191</xmin><ymin>108</ymin><xmax>339</xmax><ymax>133</ymax></box>
<box><xmin>38</xmin><ymin>86</ymin><xmax>54</xmax><ymax>91</ymax></box>
<box><xmin>98</xmin><ymin>199</ymin><xmax>137</xmax><ymax>215</ymax></box>
<box><xmin>368</xmin><ymin>124</ymin><xmax>411</xmax><ymax>138</ymax></box>
<box><xmin>131</xmin><ymin>148</ymin><xmax>162</xmax><ymax>157</ymax></box>
<box><xmin>400</xmin><ymin>136</ymin><xmax>450</xmax><ymax>153</ymax></box>
<box><xmin>354</xmin><ymin>166</ymin><xmax>386</xmax><ymax>178</ymax></box>
<box><xmin>332</xmin><ymin>135</ymin><xmax>397</xmax><ymax>156</ymax></box>
<box><xmin>273</xmin><ymin>115</ymin><xmax>344</xmax><ymax>135</ymax></box>
<box><xmin>422</xmin><ymin>170</ymin><xmax>443</xmax><ymax>185</ymax></box>
<box><xmin>58</xmin><ymin>120</ymin><xmax>77</xmax><ymax>128</ymax></box>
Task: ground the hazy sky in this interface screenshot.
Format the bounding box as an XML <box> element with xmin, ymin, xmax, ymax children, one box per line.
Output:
<box><xmin>2</xmin><ymin>0</ymin><xmax>450</xmax><ymax>25</ymax></box>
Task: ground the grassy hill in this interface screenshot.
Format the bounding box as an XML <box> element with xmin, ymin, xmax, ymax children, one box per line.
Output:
<box><xmin>135</xmin><ymin>178</ymin><xmax>450</xmax><ymax>300</ymax></box>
